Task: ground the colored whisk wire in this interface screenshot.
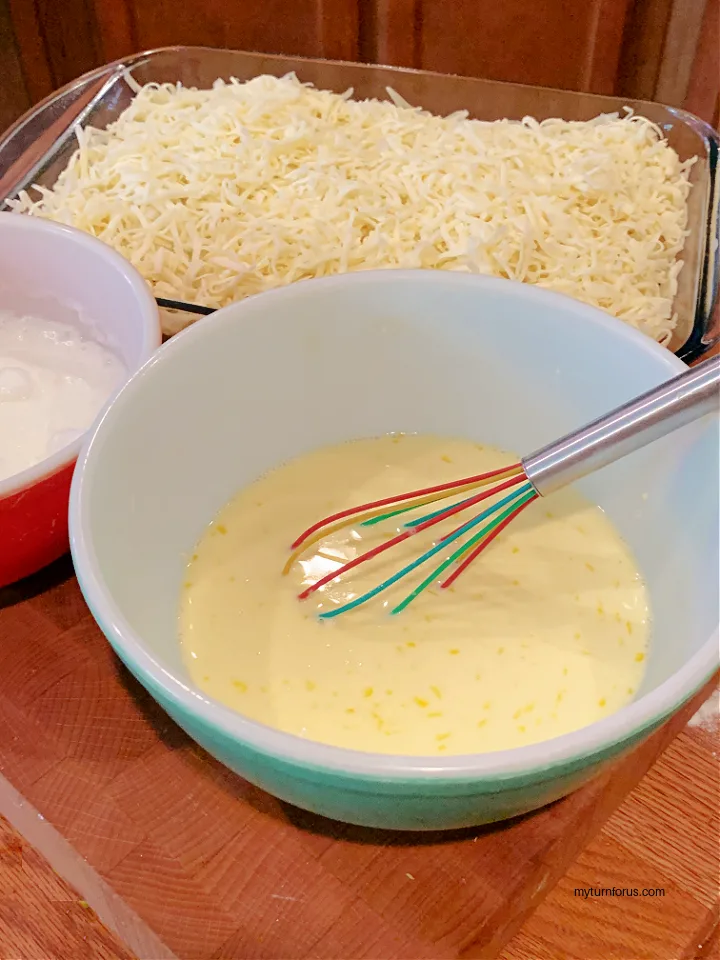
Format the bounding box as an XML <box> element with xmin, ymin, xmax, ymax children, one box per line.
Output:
<box><xmin>285</xmin><ymin>459</ymin><xmax>539</xmax><ymax>616</ymax></box>
<box><xmin>294</xmin><ymin>472</ymin><xmax>528</xmax><ymax>601</ymax></box>
<box><xmin>283</xmin><ymin>463</ymin><xmax>523</xmax><ymax>576</ymax></box>
<box><xmin>318</xmin><ymin>483</ymin><xmax>537</xmax><ymax>619</ymax></box>
<box><xmin>391</xmin><ymin>488</ymin><xmax>537</xmax><ymax>615</ymax></box>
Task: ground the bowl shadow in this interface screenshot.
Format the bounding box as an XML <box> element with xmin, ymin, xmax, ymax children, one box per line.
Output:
<box><xmin>0</xmin><ymin>553</ymin><xmax>75</xmax><ymax>609</ymax></box>
<box><xmin>279</xmin><ymin>799</ymin><xmax>545</xmax><ymax>846</ymax></box>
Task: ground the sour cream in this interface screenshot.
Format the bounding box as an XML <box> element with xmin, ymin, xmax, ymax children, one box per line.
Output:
<box><xmin>0</xmin><ymin>309</ymin><xmax>126</xmax><ymax>482</ymax></box>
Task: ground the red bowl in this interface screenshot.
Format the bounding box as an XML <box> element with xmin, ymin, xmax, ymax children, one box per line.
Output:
<box><xmin>0</xmin><ymin>213</ymin><xmax>161</xmax><ymax>587</ymax></box>
<box><xmin>0</xmin><ymin>460</ymin><xmax>75</xmax><ymax>587</ymax></box>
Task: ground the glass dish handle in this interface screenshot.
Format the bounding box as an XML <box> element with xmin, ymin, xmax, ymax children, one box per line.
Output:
<box><xmin>0</xmin><ymin>64</ymin><xmax>127</xmax><ymax>207</ymax></box>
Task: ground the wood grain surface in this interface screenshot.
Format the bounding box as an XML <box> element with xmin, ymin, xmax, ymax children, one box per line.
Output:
<box><xmin>0</xmin><ymin>687</ymin><xmax>717</xmax><ymax>960</ymax></box>
<box><xmin>684</xmin><ymin>0</ymin><xmax>720</xmax><ymax>129</ymax></box>
<box><xmin>503</xmin><ymin>710</ymin><xmax>720</xmax><ymax>960</ymax></box>
<box><xmin>359</xmin><ymin>0</ymin><xmax>633</xmax><ymax>93</ymax></box>
<box><xmin>0</xmin><ymin>555</ymin><xmax>717</xmax><ymax>959</ymax></box>
<box><xmin>0</xmin><ymin>814</ymin><xmax>136</xmax><ymax>960</ymax></box>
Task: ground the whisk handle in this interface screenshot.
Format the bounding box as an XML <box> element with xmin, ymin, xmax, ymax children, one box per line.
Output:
<box><xmin>523</xmin><ymin>355</ymin><xmax>720</xmax><ymax>497</ymax></box>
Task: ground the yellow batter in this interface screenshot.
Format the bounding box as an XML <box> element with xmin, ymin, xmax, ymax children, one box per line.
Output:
<box><xmin>179</xmin><ymin>435</ymin><xmax>649</xmax><ymax>755</ymax></box>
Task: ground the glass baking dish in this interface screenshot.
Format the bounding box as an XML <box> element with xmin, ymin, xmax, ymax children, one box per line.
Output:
<box><xmin>0</xmin><ymin>45</ymin><xmax>717</xmax><ymax>360</ymax></box>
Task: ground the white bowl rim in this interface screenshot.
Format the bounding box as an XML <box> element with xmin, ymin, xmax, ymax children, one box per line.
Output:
<box><xmin>0</xmin><ymin>212</ymin><xmax>161</xmax><ymax>500</ymax></box>
<box><xmin>69</xmin><ymin>270</ymin><xmax>720</xmax><ymax>781</ymax></box>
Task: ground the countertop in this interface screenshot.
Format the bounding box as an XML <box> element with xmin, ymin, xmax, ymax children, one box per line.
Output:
<box><xmin>1</xmin><ymin>690</ymin><xmax>717</xmax><ymax>960</ymax></box>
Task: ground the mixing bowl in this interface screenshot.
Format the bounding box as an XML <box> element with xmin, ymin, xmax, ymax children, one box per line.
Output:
<box><xmin>69</xmin><ymin>271</ymin><xmax>719</xmax><ymax>830</ymax></box>
<box><xmin>0</xmin><ymin>213</ymin><xmax>160</xmax><ymax>587</ymax></box>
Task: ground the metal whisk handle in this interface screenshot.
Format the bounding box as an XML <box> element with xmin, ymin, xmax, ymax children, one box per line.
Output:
<box><xmin>523</xmin><ymin>355</ymin><xmax>720</xmax><ymax>497</ymax></box>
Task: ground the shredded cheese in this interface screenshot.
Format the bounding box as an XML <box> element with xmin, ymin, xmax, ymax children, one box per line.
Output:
<box><xmin>12</xmin><ymin>75</ymin><xmax>694</xmax><ymax>340</ymax></box>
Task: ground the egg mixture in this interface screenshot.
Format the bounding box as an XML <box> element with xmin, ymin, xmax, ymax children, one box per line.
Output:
<box><xmin>179</xmin><ymin>435</ymin><xmax>649</xmax><ymax>755</ymax></box>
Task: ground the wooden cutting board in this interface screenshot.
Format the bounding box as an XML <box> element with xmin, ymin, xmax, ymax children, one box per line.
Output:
<box><xmin>1</xmin><ymin>698</ymin><xmax>717</xmax><ymax>960</ymax></box>
<box><xmin>0</xmin><ymin>557</ymin><xmax>717</xmax><ymax>960</ymax></box>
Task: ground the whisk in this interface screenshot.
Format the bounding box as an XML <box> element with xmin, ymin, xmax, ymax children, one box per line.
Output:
<box><xmin>285</xmin><ymin>355</ymin><xmax>720</xmax><ymax>618</ymax></box>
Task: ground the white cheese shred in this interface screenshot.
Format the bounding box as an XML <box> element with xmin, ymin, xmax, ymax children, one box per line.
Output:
<box><xmin>11</xmin><ymin>74</ymin><xmax>694</xmax><ymax>339</ymax></box>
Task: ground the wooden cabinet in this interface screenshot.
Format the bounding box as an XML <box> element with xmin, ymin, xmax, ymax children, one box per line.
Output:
<box><xmin>3</xmin><ymin>0</ymin><xmax>716</xmax><ymax>118</ymax></box>
<box><xmin>6</xmin><ymin>0</ymin><xmax>361</xmax><ymax>102</ymax></box>
<box><xmin>366</xmin><ymin>0</ymin><xmax>632</xmax><ymax>94</ymax></box>
<box><xmin>684</xmin><ymin>0</ymin><xmax>719</xmax><ymax>128</ymax></box>
<box><xmin>92</xmin><ymin>0</ymin><xmax>359</xmax><ymax>66</ymax></box>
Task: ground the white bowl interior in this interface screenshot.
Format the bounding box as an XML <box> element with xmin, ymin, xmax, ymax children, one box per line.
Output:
<box><xmin>0</xmin><ymin>213</ymin><xmax>155</xmax><ymax>368</ymax></box>
<box><xmin>0</xmin><ymin>212</ymin><xmax>160</xmax><ymax>494</ymax></box>
<box><xmin>76</xmin><ymin>272</ymin><xmax>719</xmax><ymax>741</ymax></box>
